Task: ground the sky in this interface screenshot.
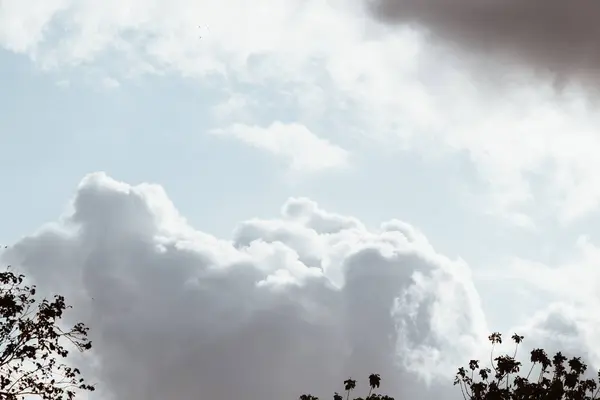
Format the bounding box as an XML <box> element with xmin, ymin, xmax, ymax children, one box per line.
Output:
<box><xmin>2</xmin><ymin>0</ymin><xmax>600</xmax><ymax>399</ymax></box>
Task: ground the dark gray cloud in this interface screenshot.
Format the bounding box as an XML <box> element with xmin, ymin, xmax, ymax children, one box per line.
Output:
<box><xmin>365</xmin><ymin>0</ymin><xmax>600</xmax><ymax>85</ymax></box>
<box><xmin>2</xmin><ymin>172</ymin><xmax>486</xmax><ymax>400</ymax></box>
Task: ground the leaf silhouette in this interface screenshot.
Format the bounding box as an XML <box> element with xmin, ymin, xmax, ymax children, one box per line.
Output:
<box><xmin>456</xmin><ymin>332</ymin><xmax>600</xmax><ymax>400</ymax></box>
<box><xmin>368</xmin><ymin>374</ymin><xmax>381</xmax><ymax>389</ymax></box>
<box><xmin>300</xmin><ymin>375</ymin><xmax>394</xmax><ymax>400</ymax></box>
<box><xmin>344</xmin><ymin>379</ymin><xmax>357</xmax><ymax>392</ymax></box>
<box><xmin>0</xmin><ymin>266</ymin><xmax>94</xmax><ymax>399</ymax></box>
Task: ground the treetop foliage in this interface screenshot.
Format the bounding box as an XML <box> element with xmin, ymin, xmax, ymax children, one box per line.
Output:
<box><xmin>455</xmin><ymin>332</ymin><xmax>600</xmax><ymax>400</ymax></box>
<box><xmin>299</xmin><ymin>373</ymin><xmax>394</xmax><ymax>400</ymax></box>
<box><xmin>299</xmin><ymin>331</ymin><xmax>600</xmax><ymax>400</ymax></box>
<box><xmin>0</xmin><ymin>260</ymin><xmax>94</xmax><ymax>400</ymax></box>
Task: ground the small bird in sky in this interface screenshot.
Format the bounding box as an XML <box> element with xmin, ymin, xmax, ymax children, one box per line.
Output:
<box><xmin>198</xmin><ymin>25</ymin><xmax>209</xmax><ymax>39</ymax></box>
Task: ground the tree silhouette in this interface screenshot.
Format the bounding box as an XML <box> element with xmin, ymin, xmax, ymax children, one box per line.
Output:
<box><xmin>0</xmin><ymin>258</ymin><xmax>94</xmax><ymax>400</ymax></box>
<box><xmin>455</xmin><ymin>332</ymin><xmax>600</xmax><ymax>400</ymax></box>
<box><xmin>299</xmin><ymin>374</ymin><xmax>394</xmax><ymax>400</ymax></box>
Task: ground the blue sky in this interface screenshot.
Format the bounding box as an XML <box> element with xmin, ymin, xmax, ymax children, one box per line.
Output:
<box><xmin>2</xmin><ymin>1</ymin><xmax>600</xmax><ymax>399</ymax></box>
<box><xmin>0</xmin><ymin>45</ymin><xmax>544</xmax><ymax>276</ymax></box>
<box><xmin>1</xmin><ymin>44</ymin><xmax>575</xmax><ymax>259</ymax></box>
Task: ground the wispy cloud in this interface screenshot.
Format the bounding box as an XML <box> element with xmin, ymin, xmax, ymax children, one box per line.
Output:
<box><xmin>3</xmin><ymin>0</ymin><xmax>599</xmax><ymax>225</ymax></box>
<box><xmin>211</xmin><ymin>122</ymin><xmax>349</xmax><ymax>173</ymax></box>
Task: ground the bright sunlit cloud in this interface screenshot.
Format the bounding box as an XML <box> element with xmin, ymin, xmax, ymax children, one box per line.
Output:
<box><xmin>4</xmin><ymin>1</ymin><xmax>600</xmax><ymax>399</ymax></box>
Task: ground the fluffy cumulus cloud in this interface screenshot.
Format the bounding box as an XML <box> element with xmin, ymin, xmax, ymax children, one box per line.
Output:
<box><xmin>210</xmin><ymin>122</ymin><xmax>349</xmax><ymax>173</ymax></box>
<box><xmin>2</xmin><ymin>173</ymin><xmax>489</xmax><ymax>400</ymax></box>
<box><xmin>6</xmin><ymin>0</ymin><xmax>600</xmax><ymax>391</ymax></box>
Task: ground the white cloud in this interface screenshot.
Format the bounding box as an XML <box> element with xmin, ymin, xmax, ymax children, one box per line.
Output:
<box><xmin>2</xmin><ymin>172</ymin><xmax>488</xmax><ymax>400</ymax></box>
<box><xmin>101</xmin><ymin>76</ymin><xmax>120</xmax><ymax>89</ymax></box>
<box><xmin>5</xmin><ymin>1</ymin><xmax>600</xmax><ymax>396</ymax></box>
<box><xmin>211</xmin><ymin>92</ymin><xmax>254</xmax><ymax>123</ymax></box>
<box><xmin>472</xmin><ymin>233</ymin><xmax>600</xmax><ymax>372</ymax></box>
<box><xmin>55</xmin><ymin>79</ymin><xmax>70</xmax><ymax>88</ymax></box>
<box><xmin>499</xmin><ymin>235</ymin><xmax>600</xmax><ymax>307</ymax></box>
<box><xmin>0</xmin><ymin>0</ymin><xmax>68</xmax><ymax>54</ymax></box>
<box><xmin>211</xmin><ymin>122</ymin><xmax>349</xmax><ymax>173</ymax></box>
<box><xmin>5</xmin><ymin>0</ymin><xmax>600</xmax><ymax>224</ymax></box>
